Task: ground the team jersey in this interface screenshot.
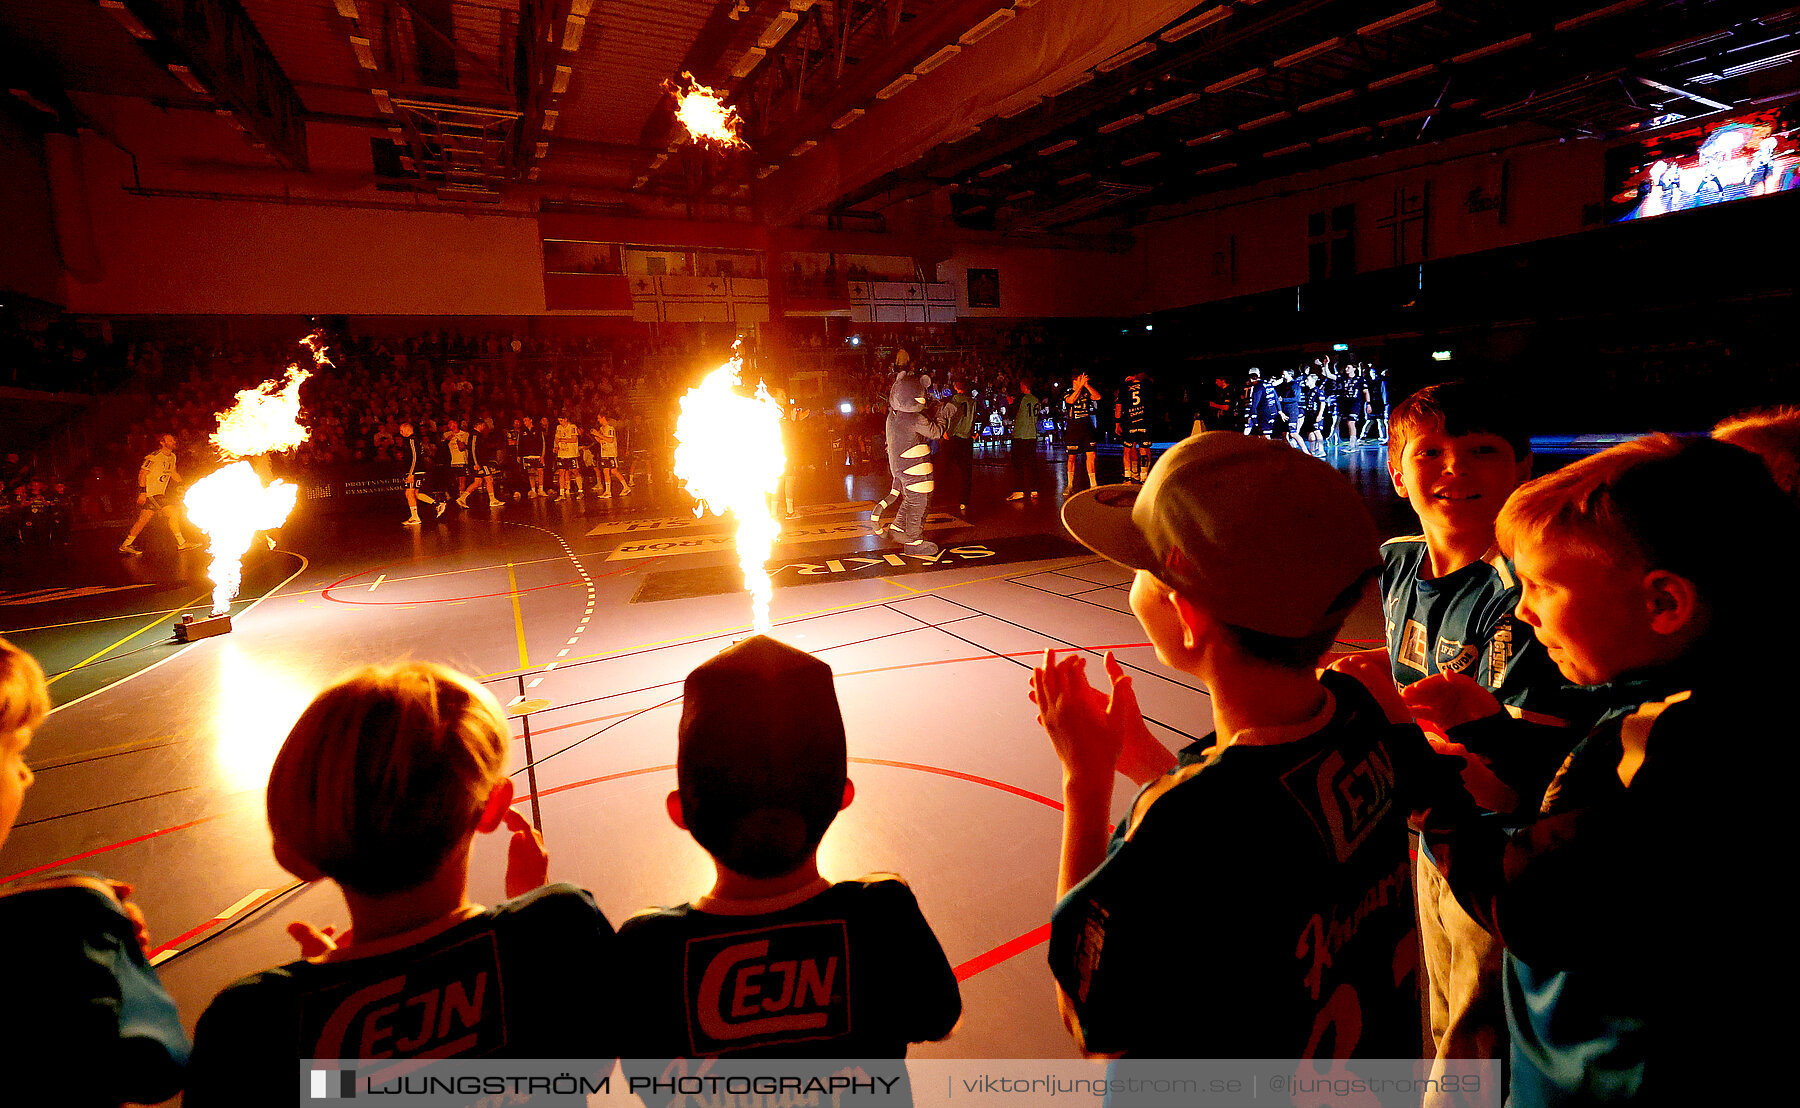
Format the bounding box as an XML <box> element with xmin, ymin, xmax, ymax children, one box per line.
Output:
<box><xmin>1380</xmin><ymin>537</ymin><xmax>1568</xmax><ymax>722</ymax></box>
<box><xmin>616</xmin><ymin>875</ymin><xmax>960</xmax><ymax>1060</ymax></box>
<box><xmin>1012</xmin><ymin>393</ymin><xmax>1041</xmax><ymax>440</ymax></box>
<box><xmin>399</xmin><ymin>434</ymin><xmax>425</xmax><ymax>476</ymax></box>
<box><xmin>445</xmin><ymin>430</ymin><xmax>470</xmax><ymax>465</ymax></box>
<box><xmin>1050</xmin><ymin>670</ymin><xmax>1462</xmax><ymax>1060</ymax></box>
<box><xmin>1119</xmin><ymin>378</ymin><xmax>1150</xmax><ymax>433</ymax></box>
<box><xmin>1427</xmin><ymin>669</ymin><xmax>1789</xmax><ymax>1107</ymax></box>
<box><xmin>140</xmin><ymin>449</ymin><xmax>177</xmax><ymax>495</ymax></box>
<box><xmin>1067</xmin><ymin>390</ymin><xmax>1095</xmax><ymax>424</ymax></box>
<box><xmin>594</xmin><ymin>423</ymin><xmax>619</xmax><ymax>458</ymax></box>
<box><xmin>183</xmin><ymin>885</ymin><xmax>617</xmax><ymax>1107</ymax></box>
<box><xmin>554</xmin><ymin>422</ymin><xmax>581</xmax><ymax>458</ymax></box>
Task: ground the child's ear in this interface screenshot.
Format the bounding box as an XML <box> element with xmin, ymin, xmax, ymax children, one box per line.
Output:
<box><xmin>665</xmin><ymin>790</ymin><xmax>688</xmax><ymax>830</ymax></box>
<box><xmin>1170</xmin><ymin>592</ymin><xmax>1209</xmax><ymax>652</ymax></box>
<box><xmin>1514</xmin><ymin>450</ymin><xmax>1534</xmax><ymax>486</ymax></box>
<box><xmin>840</xmin><ymin>779</ymin><xmax>855</xmax><ymax>811</ymax></box>
<box><xmin>1643</xmin><ymin>569</ymin><xmax>1705</xmax><ymax>636</ymax></box>
<box><xmin>1388</xmin><ymin>459</ymin><xmax>1408</xmax><ymax>498</ymax></box>
<box><xmin>475</xmin><ymin>778</ymin><xmax>515</xmax><ymax>834</ymax></box>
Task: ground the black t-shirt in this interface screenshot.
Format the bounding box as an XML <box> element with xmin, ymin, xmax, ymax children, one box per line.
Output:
<box><xmin>184</xmin><ymin>885</ymin><xmax>617</xmax><ymax>1107</ymax></box>
<box><xmin>616</xmin><ymin>875</ymin><xmax>960</xmax><ymax>1060</ymax></box>
<box><xmin>1050</xmin><ymin>671</ymin><xmax>1453</xmax><ymax>1059</ymax></box>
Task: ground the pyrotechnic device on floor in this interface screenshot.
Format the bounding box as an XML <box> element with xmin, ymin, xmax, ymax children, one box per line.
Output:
<box><xmin>175</xmin><ymin>613</ymin><xmax>233</xmax><ymax>642</ymax></box>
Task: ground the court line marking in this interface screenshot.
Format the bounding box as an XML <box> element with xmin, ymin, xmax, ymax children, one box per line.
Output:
<box><xmin>45</xmin><ymin>589</ymin><xmax>211</xmax><ymax>686</ymax></box>
<box><xmin>47</xmin><ymin>554</ymin><xmax>311</xmax><ymax>717</ymax></box>
<box><xmin>475</xmin><ymin>554</ymin><xmax>1100</xmax><ymax>683</ymax></box>
<box><xmin>505</xmin><ymin>562</ymin><xmax>530</xmax><ymax>671</ymax></box>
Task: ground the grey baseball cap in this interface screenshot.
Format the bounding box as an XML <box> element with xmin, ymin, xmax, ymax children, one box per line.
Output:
<box><xmin>1061</xmin><ymin>433</ymin><xmax>1380</xmax><ymax>638</ymax></box>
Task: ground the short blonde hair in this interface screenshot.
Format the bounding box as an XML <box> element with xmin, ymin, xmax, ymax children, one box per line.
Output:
<box><xmin>1714</xmin><ymin>406</ymin><xmax>1800</xmax><ymax>501</ymax></box>
<box><xmin>1497</xmin><ymin>433</ymin><xmax>1797</xmax><ymax>611</ymax></box>
<box><xmin>0</xmin><ymin>636</ymin><xmax>50</xmax><ymax>736</ymax></box>
<box><xmin>268</xmin><ymin>662</ymin><xmax>509</xmax><ymax>896</ymax></box>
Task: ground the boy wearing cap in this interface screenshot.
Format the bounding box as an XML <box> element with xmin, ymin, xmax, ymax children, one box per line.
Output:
<box><xmin>1038</xmin><ymin>432</ymin><xmax>1464</xmax><ymax>1060</ymax></box>
<box><xmin>618</xmin><ymin>636</ymin><xmax>961</xmax><ymax>1066</ymax></box>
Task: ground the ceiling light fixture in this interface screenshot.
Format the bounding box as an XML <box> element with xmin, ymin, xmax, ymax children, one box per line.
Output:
<box><xmin>562</xmin><ymin>16</ymin><xmax>586</xmax><ymax>52</ymax></box>
<box><xmin>960</xmin><ymin>9</ymin><xmax>1016</xmax><ymax>45</ymax></box>
<box><xmin>1274</xmin><ymin>38</ymin><xmax>1343</xmax><ymax>68</ymax></box>
<box><xmin>1357</xmin><ymin>2</ymin><xmax>1441</xmax><ymax>37</ymax></box>
<box><xmin>1205</xmin><ymin>67</ymin><xmax>1265</xmax><ymax>93</ymax></box>
<box><xmin>1121</xmin><ymin>151</ymin><xmax>1162</xmax><ymax>166</ymax></box>
<box><xmin>1184</xmin><ymin>128</ymin><xmax>1233</xmax><ymax>145</ymax></box>
<box><xmin>1299</xmin><ymin>89</ymin><xmax>1356</xmax><ymax>112</ymax></box>
<box><xmin>1368</xmin><ymin>63</ymin><xmax>1437</xmax><ymax>91</ymax></box>
<box><xmin>1098</xmin><ymin>113</ymin><xmax>1145</xmax><ymax>133</ymax></box>
<box><xmin>1038</xmin><ymin>138</ymin><xmax>1078</xmax><ymax>155</ymax></box>
<box><xmin>832</xmin><ymin>107</ymin><xmax>865</xmax><ymax>129</ymax></box>
<box><xmin>876</xmin><ymin>73</ymin><xmax>918</xmax><ymax>99</ymax></box>
<box><xmin>1097</xmin><ymin>43</ymin><xmax>1156</xmax><ymax>73</ymax></box>
<box><xmin>1162</xmin><ymin>6</ymin><xmax>1234</xmax><ymax>42</ymax></box>
<box><xmin>914</xmin><ymin>45</ymin><xmax>962</xmax><ymax>75</ymax></box>
<box><xmin>1451</xmin><ymin>34</ymin><xmax>1532</xmax><ymax>65</ymax></box>
<box><xmin>760</xmin><ymin>11</ymin><xmax>799</xmax><ymax>48</ymax></box>
<box><xmin>1148</xmin><ymin>92</ymin><xmax>1201</xmax><ymax>115</ymax></box>
<box><xmin>1555</xmin><ymin>0</ymin><xmax>1654</xmax><ymax>33</ymax></box>
<box><xmin>733</xmin><ymin>47</ymin><xmax>767</xmax><ymax>78</ymax></box>
<box><xmin>99</xmin><ymin>0</ymin><xmax>156</xmax><ymax>39</ymax></box>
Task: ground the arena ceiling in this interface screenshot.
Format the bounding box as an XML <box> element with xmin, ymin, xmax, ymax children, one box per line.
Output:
<box><xmin>4</xmin><ymin>0</ymin><xmax>1800</xmax><ymax>231</ymax></box>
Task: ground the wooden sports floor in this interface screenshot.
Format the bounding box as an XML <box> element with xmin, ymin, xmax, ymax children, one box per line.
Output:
<box><xmin>2</xmin><ymin>441</ymin><xmax>1416</xmax><ymax>1063</ymax></box>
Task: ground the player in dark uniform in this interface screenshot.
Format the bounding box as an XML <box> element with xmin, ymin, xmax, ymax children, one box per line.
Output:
<box><xmin>1276</xmin><ymin>369</ymin><xmax>1305</xmax><ymax>450</ymax></box>
<box><xmin>397</xmin><ymin>422</ymin><xmax>447</xmax><ymax>525</ymax></box>
<box><xmin>1064</xmin><ymin>372</ymin><xmax>1101</xmax><ymax>494</ymax></box>
<box><xmin>1115</xmin><ymin>372</ymin><xmax>1154</xmax><ymax>483</ymax></box>
<box><xmin>1300</xmin><ymin>370</ymin><xmax>1327</xmax><ymax>457</ymax></box>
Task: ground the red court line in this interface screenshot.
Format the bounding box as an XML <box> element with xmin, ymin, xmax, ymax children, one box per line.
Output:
<box><xmin>955</xmin><ymin>923</ymin><xmax>1053</xmax><ymax>982</ymax></box>
<box><xmin>848</xmin><ymin>758</ymin><xmax>1064</xmax><ymax>812</ymax></box>
<box><xmin>151</xmin><ymin>886</ymin><xmax>289</xmax><ymax>957</ymax></box>
<box><xmin>0</xmin><ymin>815</ymin><xmax>220</xmax><ymax>885</ymax></box>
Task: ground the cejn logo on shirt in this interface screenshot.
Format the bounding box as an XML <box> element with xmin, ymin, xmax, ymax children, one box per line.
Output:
<box><xmin>302</xmin><ymin>934</ymin><xmax>505</xmax><ymax>1061</ymax></box>
<box><xmin>684</xmin><ymin>921</ymin><xmax>849</xmax><ymax>1054</ymax></box>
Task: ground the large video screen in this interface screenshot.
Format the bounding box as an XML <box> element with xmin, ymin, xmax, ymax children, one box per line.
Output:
<box><xmin>1607</xmin><ymin>103</ymin><xmax>1800</xmax><ymax>222</ymax></box>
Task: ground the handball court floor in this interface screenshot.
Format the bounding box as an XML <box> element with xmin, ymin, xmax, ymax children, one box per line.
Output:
<box><xmin>0</xmin><ymin>439</ymin><xmax>1524</xmax><ymax>1067</ymax></box>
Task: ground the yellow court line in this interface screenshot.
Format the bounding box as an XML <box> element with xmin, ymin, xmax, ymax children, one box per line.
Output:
<box><xmin>506</xmin><ymin>562</ymin><xmax>530</xmax><ymax>671</ymax></box>
<box><xmin>46</xmin><ymin>590</ymin><xmax>210</xmax><ymax>686</ymax></box>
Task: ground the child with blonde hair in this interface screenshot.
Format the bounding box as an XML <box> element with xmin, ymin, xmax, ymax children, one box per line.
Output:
<box><xmin>185</xmin><ymin>661</ymin><xmax>617</xmax><ymax>1103</ymax></box>
<box><xmin>0</xmin><ymin>636</ymin><xmax>188</xmax><ymax>1107</ymax></box>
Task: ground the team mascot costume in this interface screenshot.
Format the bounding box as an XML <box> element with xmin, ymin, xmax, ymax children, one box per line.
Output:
<box><xmin>880</xmin><ymin>351</ymin><xmax>947</xmax><ymax>558</ymax></box>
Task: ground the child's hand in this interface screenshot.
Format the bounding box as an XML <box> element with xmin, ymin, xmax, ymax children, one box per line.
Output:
<box><xmin>286</xmin><ymin>921</ymin><xmax>339</xmax><ymax>958</ymax></box>
<box><xmin>1030</xmin><ymin>649</ymin><xmax>1129</xmax><ymax>788</ymax></box>
<box><xmin>502</xmin><ymin>806</ymin><xmax>549</xmax><ymax>900</ymax></box>
<box><xmin>1324</xmin><ymin>649</ymin><xmax>1409</xmax><ymax>723</ymax></box>
<box><xmin>1100</xmin><ymin>653</ymin><xmax>1177</xmax><ymax>784</ymax></box>
<box><xmin>1424</xmin><ymin>732</ymin><xmax>1520</xmax><ymax>813</ymax></box>
<box><xmin>1400</xmin><ymin>672</ymin><xmax>1503</xmax><ymax>731</ymax></box>
<box><xmin>106</xmin><ymin>881</ymin><xmax>153</xmax><ymax>959</ymax></box>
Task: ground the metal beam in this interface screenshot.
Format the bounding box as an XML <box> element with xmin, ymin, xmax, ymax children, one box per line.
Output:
<box><xmin>128</xmin><ymin>0</ymin><xmax>310</xmax><ymax>169</ymax></box>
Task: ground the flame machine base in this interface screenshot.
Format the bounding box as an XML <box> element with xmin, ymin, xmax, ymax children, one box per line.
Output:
<box><xmin>175</xmin><ymin>614</ymin><xmax>234</xmax><ymax>642</ymax></box>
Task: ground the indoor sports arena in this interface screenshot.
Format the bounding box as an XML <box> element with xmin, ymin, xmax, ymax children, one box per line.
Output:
<box><xmin>3</xmin><ymin>1</ymin><xmax>1797</xmax><ymax>1105</ymax></box>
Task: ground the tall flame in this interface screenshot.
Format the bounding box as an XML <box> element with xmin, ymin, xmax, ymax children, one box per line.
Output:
<box><xmin>186</xmin><ymin>332</ymin><xmax>323</xmax><ymax>615</ymax></box>
<box><xmin>668</xmin><ymin>72</ymin><xmax>746</xmax><ymax>148</ymax></box>
<box><xmin>186</xmin><ymin>462</ymin><xmax>299</xmax><ymax>614</ymax></box>
<box><xmin>673</xmin><ymin>346</ymin><xmax>786</xmax><ymax>634</ymax></box>
<box><xmin>209</xmin><ymin>332</ymin><xmax>328</xmax><ymax>458</ymax></box>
